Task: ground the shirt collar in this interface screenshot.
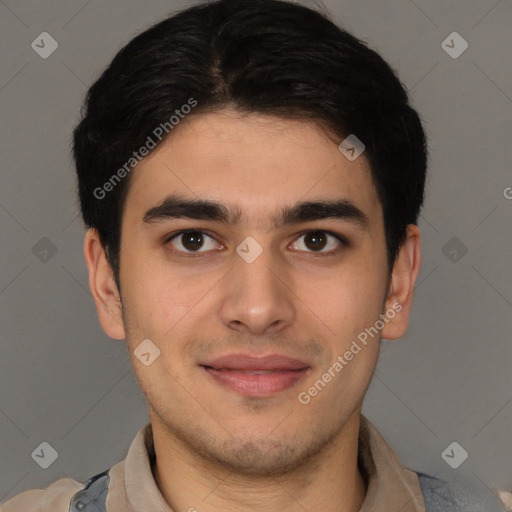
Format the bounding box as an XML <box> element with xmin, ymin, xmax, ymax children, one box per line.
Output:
<box><xmin>357</xmin><ymin>416</ymin><xmax>425</xmax><ymax>511</ymax></box>
<box><xmin>119</xmin><ymin>414</ymin><xmax>424</xmax><ymax>512</ymax></box>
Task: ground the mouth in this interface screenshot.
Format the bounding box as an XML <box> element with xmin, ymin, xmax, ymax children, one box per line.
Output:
<box><xmin>200</xmin><ymin>353</ymin><xmax>311</xmax><ymax>397</ymax></box>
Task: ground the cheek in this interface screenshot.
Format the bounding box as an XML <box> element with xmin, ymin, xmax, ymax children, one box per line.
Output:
<box><xmin>121</xmin><ymin>252</ymin><xmax>194</xmax><ymax>325</ymax></box>
<box><xmin>317</xmin><ymin>267</ymin><xmax>384</xmax><ymax>335</ymax></box>
<box><xmin>121</xmin><ymin>260</ymin><xmax>215</xmax><ymax>370</ymax></box>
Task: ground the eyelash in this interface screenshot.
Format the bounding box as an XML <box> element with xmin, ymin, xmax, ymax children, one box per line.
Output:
<box><xmin>164</xmin><ymin>229</ymin><xmax>349</xmax><ymax>257</ymax></box>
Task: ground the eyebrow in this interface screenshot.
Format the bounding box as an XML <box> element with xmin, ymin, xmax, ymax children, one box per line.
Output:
<box><xmin>142</xmin><ymin>193</ymin><xmax>370</xmax><ymax>230</ymax></box>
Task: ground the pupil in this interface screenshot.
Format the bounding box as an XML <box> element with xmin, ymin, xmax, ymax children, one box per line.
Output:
<box><xmin>182</xmin><ymin>231</ymin><xmax>203</xmax><ymax>251</ymax></box>
<box><xmin>305</xmin><ymin>231</ymin><xmax>326</xmax><ymax>251</ymax></box>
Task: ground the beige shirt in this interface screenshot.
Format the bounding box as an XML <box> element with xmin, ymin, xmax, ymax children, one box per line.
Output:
<box><xmin>0</xmin><ymin>415</ymin><xmax>425</xmax><ymax>512</ymax></box>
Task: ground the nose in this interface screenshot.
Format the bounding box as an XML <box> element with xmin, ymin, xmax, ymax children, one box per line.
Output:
<box><xmin>218</xmin><ymin>240</ymin><xmax>296</xmax><ymax>336</ymax></box>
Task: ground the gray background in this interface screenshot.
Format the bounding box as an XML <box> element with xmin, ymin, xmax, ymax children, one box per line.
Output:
<box><xmin>1</xmin><ymin>0</ymin><xmax>511</xmax><ymax>504</ymax></box>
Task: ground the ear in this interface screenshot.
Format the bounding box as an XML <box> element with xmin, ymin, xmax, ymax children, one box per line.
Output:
<box><xmin>83</xmin><ymin>228</ymin><xmax>126</xmax><ymax>340</ymax></box>
<box><xmin>381</xmin><ymin>224</ymin><xmax>421</xmax><ymax>340</ymax></box>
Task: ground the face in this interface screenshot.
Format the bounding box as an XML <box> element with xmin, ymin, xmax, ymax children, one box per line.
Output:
<box><xmin>86</xmin><ymin>109</ymin><xmax>418</xmax><ymax>477</ymax></box>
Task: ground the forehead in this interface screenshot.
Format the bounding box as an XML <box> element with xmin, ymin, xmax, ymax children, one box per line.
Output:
<box><xmin>123</xmin><ymin>110</ymin><xmax>382</xmax><ymax>230</ymax></box>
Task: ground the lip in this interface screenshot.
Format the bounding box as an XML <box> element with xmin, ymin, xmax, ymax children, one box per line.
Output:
<box><xmin>200</xmin><ymin>353</ymin><xmax>311</xmax><ymax>397</ymax></box>
<box><xmin>203</xmin><ymin>366</ymin><xmax>310</xmax><ymax>396</ymax></box>
<box><xmin>202</xmin><ymin>353</ymin><xmax>310</xmax><ymax>371</ymax></box>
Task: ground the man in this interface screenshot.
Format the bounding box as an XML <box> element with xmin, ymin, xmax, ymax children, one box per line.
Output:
<box><xmin>1</xmin><ymin>0</ymin><xmax>506</xmax><ymax>510</ymax></box>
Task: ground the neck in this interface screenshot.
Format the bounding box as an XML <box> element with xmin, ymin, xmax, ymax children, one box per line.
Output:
<box><xmin>150</xmin><ymin>412</ymin><xmax>367</xmax><ymax>512</ymax></box>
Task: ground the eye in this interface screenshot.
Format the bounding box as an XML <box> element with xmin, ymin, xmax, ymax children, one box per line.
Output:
<box><xmin>167</xmin><ymin>230</ymin><xmax>221</xmax><ymax>254</ymax></box>
<box><xmin>290</xmin><ymin>230</ymin><xmax>347</xmax><ymax>254</ymax></box>
<box><xmin>165</xmin><ymin>229</ymin><xmax>347</xmax><ymax>256</ymax></box>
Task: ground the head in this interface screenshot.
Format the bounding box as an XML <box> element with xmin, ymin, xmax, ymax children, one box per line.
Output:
<box><xmin>76</xmin><ymin>0</ymin><xmax>426</xmax><ymax>476</ymax></box>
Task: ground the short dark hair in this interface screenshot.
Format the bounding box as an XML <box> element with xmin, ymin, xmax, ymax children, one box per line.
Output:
<box><xmin>73</xmin><ymin>0</ymin><xmax>427</xmax><ymax>289</ymax></box>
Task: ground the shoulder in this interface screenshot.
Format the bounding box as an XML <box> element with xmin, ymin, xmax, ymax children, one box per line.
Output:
<box><xmin>0</xmin><ymin>476</ymin><xmax>86</xmax><ymax>512</ymax></box>
<box><xmin>0</xmin><ymin>468</ymin><xmax>111</xmax><ymax>512</ymax></box>
<box><xmin>416</xmin><ymin>471</ymin><xmax>507</xmax><ymax>512</ymax></box>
